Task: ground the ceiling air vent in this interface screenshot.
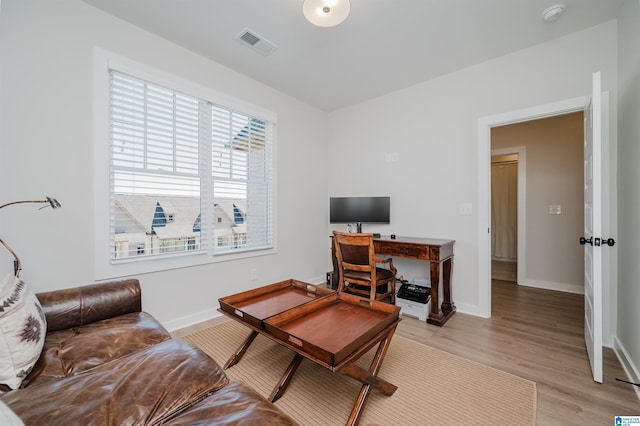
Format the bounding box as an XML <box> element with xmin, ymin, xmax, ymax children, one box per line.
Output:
<box><xmin>235</xmin><ymin>29</ymin><xmax>278</xmax><ymax>56</ymax></box>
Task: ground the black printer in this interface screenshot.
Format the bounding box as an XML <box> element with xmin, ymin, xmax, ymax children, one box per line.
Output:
<box><xmin>397</xmin><ymin>283</ymin><xmax>430</xmax><ymax>304</ymax></box>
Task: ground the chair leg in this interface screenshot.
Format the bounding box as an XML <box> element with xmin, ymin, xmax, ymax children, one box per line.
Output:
<box><xmin>390</xmin><ymin>278</ymin><xmax>396</xmax><ymax>304</ymax></box>
<box><xmin>337</xmin><ymin>273</ymin><xmax>346</xmax><ymax>293</ymax></box>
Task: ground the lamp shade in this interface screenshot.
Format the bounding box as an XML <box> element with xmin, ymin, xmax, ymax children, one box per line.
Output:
<box><xmin>303</xmin><ymin>0</ymin><xmax>350</xmax><ymax>27</ymax></box>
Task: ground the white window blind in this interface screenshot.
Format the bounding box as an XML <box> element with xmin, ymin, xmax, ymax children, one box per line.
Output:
<box><xmin>109</xmin><ymin>70</ymin><xmax>273</xmax><ymax>263</ymax></box>
<box><xmin>211</xmin><ymin>107</ymin><xmax>273</xmax><ymax>253</ymax></box>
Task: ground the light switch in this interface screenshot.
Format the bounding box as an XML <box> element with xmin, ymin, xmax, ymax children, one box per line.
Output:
<box><xmin>459</xmin><ymin>203</ymin><xmax>473</xmax><ymax>215</ymax></box>
<box><xmin>385</xmin><ymin>152</ymin><xmax>399</xmax><ymax>162</ymax></box>
<box><xmin>549</xmin><ymin>204</ymin><xmax>562</xmax><ymax>215</ymax></box>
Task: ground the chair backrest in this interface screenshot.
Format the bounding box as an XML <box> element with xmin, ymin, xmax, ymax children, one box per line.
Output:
<box><xmin>332</xmin><ymin>231</ymin><xmax>377</xmax><ymax>298</ymax></box>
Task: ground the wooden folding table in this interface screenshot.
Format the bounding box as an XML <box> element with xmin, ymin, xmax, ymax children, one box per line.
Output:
<box><xmin>219</xmin><ymin>280</ymin><xmax>401</xmax><ymax>426</ymax></box>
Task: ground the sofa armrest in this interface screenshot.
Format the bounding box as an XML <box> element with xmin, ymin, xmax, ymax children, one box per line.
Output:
<box><xmin>36</xmin><ymin>279</ymin><xmax>142</xmax><ymax>332</ymax></box>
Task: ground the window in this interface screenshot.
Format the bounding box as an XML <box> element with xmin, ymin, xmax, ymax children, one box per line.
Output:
<box><xmin>108</xmin><ymin>69</ymin><xmax>274</xmax><ymax>266</ymax></box>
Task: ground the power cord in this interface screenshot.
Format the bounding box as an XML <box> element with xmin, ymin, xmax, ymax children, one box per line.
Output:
<box><xmin>616</xmin><ymin>378</ymin><xmax>640</xmax><ymax>387</ymax></box>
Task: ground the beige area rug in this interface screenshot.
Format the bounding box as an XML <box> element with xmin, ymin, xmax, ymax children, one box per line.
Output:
<box><xmin>183</xmin><ymin>320</ymin><xmax>536</xmax><ymax>426</ymax></box>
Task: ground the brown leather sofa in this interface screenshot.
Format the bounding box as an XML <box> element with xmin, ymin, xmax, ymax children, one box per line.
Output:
<box><xmin>0</xmin><ymin>279</ymin><xmax>298</xmax><ymax>425</ymax></box>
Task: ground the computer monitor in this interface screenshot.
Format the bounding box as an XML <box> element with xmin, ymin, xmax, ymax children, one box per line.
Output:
<box><xmin>329</xmin><ymin>196</ymin><xmax>390</xmax><ymax>232</ymax></box>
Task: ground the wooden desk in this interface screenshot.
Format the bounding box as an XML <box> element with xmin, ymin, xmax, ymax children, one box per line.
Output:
<box><xmin>332</xmin><ymin>235</ymin><xmax>455</xmax><ymax>326</ymax></box>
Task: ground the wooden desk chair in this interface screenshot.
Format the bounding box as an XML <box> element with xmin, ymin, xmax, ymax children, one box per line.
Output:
<box><xmin>332</xmin><ymin>231</ymin><xmax>397</xmax><ymax>303</ymax></box>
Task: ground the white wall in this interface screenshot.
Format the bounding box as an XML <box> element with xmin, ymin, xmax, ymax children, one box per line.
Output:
<box><xmin>0</xmin><ymin>0</ymin><xmax>328</xmax><ymax>330</ymax></box>
<box><xmin>0</xmin><ymin>1</ymin><xmax>627</xmax><ymax>343</ymax></box>
<box><xmin>327</xmin><ymin>21</ymin><xmax>618</xmax><ymax>317</ymax></box>
<box><xmin>616</xmin><ymin>0</ymin><xmax>640</xmax><ymax>393</ymax></box>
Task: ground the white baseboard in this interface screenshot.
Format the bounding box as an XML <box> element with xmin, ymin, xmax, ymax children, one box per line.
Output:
<box><xmin>162</xmin><ymin>275</ymin><xmax>328</xmax><ymax>333</ymax></box>
<box><xmin>160</xmin><ymin>277</ymin><xmax>575</xmax><ymax>332</ymax></box>
<box><xmin>163</xmin><ymin>307</ymin><xmax>221</xmax><ymax>333</ymax></box>
<box><xmin>613</xmin><ymin>336</ymin><xmax>640</xmax><ymax>400</ymax></box>
<box><xmin>452</xmin><ymin>301</ymin><xmax>489</xmax><ymax>318</ymax></box>
<box><xmin>305</xmin><ymin>275</ymin><xmax>328</xmax><ymax>286</ymax></box>
<box><xmin>518</xmin><ymin>279</ymin><xmax>583</xmax><ymax>295</ymax></box>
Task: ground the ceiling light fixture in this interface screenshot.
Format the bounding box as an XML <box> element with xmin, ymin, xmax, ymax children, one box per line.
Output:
<box><xmin>302</xmin><ymin>0</ymin><xmax>351</xmax><ymax>28</ymax></box>
<box><xmin>542</xmin><ymin>4</ymin><xmax>565</xmax><ymax>22</ymax></box>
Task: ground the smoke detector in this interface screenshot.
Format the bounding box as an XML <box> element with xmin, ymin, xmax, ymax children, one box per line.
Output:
<box><xmin>235</xmin><ymin>29</ymin><xmax>278</xmax><ymax>56</ymax></box>
<box><xmin>542</xmin><ymin>4</ymin><xmax>565</xmax><ymax>22</ymax></box>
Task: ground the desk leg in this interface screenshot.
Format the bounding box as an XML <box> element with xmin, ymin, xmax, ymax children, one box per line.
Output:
<box><xmin>441</xmin><ymin>257</ymin><xmax>456</xmax><ymax>315</ymax></box>
<box><xmin>224</xmin><ymin>330</ymin><xmax>258</xmax><ymax>369</ymax></box>
<box><xmin>269</xmin><ymin>353</ymin><xmax>303</xmax><ymax>403</ymax></box>
<box><xmin>344</xmin><ymin>327</ymin><xmax>397</xmax><ymax>426</ymax></box>
<box><xmin>427</xmin><ymin>257</ymin><xmax>456</xmax><ymax>326</ymax></box>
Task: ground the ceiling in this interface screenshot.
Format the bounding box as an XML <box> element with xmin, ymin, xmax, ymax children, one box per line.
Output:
<box><xmin>82</xmin><ymin>0</ymin><xmax>622</xmax><ymax>112</ymax></box>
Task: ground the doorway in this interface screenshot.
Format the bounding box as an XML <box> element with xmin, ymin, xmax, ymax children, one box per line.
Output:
<box><xmin>491</xmin><ymin>152</ymin><xmax>519</xmax><ymax>283</ymax></box>
<box><xmin>489</xmin><ymin>113</ymin><xmax>584</xmax><ymax>314</ymax></box>
<box><xmin>477</xmin><ymin>96</ymin><xmax>587</xmax><ymax>318</ymax></box>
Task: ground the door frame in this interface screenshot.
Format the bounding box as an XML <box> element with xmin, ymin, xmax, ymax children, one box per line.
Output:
<box><xmin>491</xmin><ymin>146</ymin><xmax>526</xmax><ymax>286</ymax></box>
<box><xmin>477</xmin><ymin>96</ymin><xmax>587</xmax><ymax>318</ymax></box>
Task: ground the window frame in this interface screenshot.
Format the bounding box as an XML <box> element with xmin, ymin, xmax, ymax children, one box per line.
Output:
<box><xmin>93</xmin><ymin>49</ymin><xmax>278</xmax><ymax>280</ymax></box>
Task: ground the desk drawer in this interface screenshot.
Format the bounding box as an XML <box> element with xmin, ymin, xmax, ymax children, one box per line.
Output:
<box><xmin>375</xmin><ymin>241</ymin><xmax>429</xmax><ymax>259</ymax></box>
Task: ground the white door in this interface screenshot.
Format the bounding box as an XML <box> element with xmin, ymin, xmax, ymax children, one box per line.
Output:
<box><xmin>582</xmin><ymin>71</ymin><xmax>603</xmax><ymax>383</ymax></box>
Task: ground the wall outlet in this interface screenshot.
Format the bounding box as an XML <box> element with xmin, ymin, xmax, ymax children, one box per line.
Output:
<box><xmin>549</xmin><ymin>204</ymin><xmax>562</xmax><ymax>215</ymax></box>
<box><xmin>250</xmin><ymin>269</ymin><xmax>257</xmax><ymax>281</ymax></box>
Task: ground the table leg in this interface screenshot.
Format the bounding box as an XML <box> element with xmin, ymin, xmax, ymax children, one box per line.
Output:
<box><xmin>427</xmin><ymin>257</ymin><xmax>456</xmax><ymax>326</ymax></box>
<box><xmin>338</xmin><ymin>362</ymin><xmax>397</xmax><ymax>396</ymax></box>
<box><xmin>343</xmin><ymin>327</ymin><xmax>396</xmax><ymax>426</ymax></box>
<box><xmin>269</xmin><ymin>353</ymin><xmax>304</xmax><ymax>402</ymax></box>
<box><xmin>224</xmin><ymin>330</ymin><xmax>258</xmax><ymax>369</ymax></box>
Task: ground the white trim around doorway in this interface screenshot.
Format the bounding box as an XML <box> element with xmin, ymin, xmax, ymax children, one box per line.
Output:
<box><xmin>477</xmin><ymin>96</ymin><xmax>586</xmax><ymax>318</ymax></box>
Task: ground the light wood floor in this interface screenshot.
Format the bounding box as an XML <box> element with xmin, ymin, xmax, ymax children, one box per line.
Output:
<box><xmin>395</xmin><ymin>280</ymin><xmax>639</xmax><ymax>425</ymax></box>
<box><xmin>492</xmin><ymin>259</ymin><xmax>517</xmax><ymax>282</ymax></box>
<box><xmin>174</xmin><ymin>281</ymin><xmax>639</xmax><ymax>425</ymax></box>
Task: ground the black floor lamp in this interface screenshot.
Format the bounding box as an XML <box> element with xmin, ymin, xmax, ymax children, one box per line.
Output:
<box><xmin>0</xmin><ymin>197</ymin><xmax>62</xmax><ymax>277</ymax></box>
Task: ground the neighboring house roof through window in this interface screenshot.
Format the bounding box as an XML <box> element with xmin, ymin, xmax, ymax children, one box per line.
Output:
<box><xmin>233</xmin><ymin>204</ymin><xmax>245</xmax><ymax>224</ymax></box>
<box><xmin>115</xmin><ymin>195</ymin><xmax>246</xmax><ymax>239</ymax></box>
<box><xmin>152</xmin><ymin>202</ymin><xmax>167</xmax><ymax>228</ymax></box>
